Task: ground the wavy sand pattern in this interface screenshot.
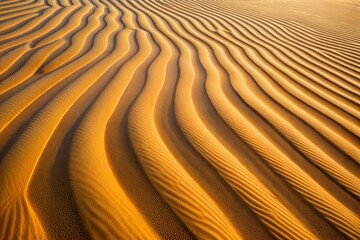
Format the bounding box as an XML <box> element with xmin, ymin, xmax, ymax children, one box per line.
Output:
<box><xmin>0</xmin><ymin>0</ymin><xmax>359</xmax><ymax>239</ymax></box>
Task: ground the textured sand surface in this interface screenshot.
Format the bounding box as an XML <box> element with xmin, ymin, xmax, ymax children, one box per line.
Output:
<box><xmin>0</xmin><ymin>0</ymin><xmax>360</xmax><ymax>239</ymax></box>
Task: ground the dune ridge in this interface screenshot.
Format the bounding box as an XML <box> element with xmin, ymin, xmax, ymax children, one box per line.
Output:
<box><xmin>0</xmin><ymin>0</ymin><xmax>359</xmax><ymax>239</ymax></box>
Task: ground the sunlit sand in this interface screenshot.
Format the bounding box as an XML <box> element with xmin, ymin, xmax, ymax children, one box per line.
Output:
<box><xmin>0</xmin><ymin>0</ymin><xmax>359</xmax><ymax>239</ymax></box>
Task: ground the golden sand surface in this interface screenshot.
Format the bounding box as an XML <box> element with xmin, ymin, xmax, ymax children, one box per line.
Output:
<box><xmin>0</xmin><ymin>0</ymin><xmax>359</xmax><ymax>239</ymax></box>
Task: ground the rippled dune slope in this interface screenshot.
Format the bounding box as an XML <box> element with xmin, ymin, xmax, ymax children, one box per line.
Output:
<box><xmin>0</xmin><ymin>0</ymin><xmax>359</xmax><ymax>239</ymax></box>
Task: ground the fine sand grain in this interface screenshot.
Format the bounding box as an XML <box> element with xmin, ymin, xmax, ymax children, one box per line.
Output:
<box><xmin>0</xmin><ymin>0</ymin><xmax>359</xmax><ymax>239</ymax></box>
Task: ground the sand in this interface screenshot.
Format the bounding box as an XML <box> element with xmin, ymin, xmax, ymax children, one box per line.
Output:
<box><xmin>0</xmin><ymin>0</ymin><xmax>359</xmax><ymax>239</ymax></box>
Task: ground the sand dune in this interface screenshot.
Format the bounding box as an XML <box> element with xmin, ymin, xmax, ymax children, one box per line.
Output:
<box><xmin>0</xmin><ymin>0</ymin><xmax>359</xmax><ymax>239</ymax></box>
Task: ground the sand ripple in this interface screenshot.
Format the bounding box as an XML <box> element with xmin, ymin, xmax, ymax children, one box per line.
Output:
<box><xmin>1</xmin><ymin>0</ymin><xmax>359</xmax><ymax>239</ymax></box>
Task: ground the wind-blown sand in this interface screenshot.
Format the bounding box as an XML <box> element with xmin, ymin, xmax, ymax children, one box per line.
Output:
<box><xmin>0</xmin><ymin>0</ymin><xmax>359</xmax><ymax>239</ymax></box>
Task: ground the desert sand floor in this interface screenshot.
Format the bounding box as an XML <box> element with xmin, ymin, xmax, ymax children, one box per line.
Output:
<box><xmin>0</xmin><ymin>0</ymin><xmax>359</xmax><ymax>239</ymax></box>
